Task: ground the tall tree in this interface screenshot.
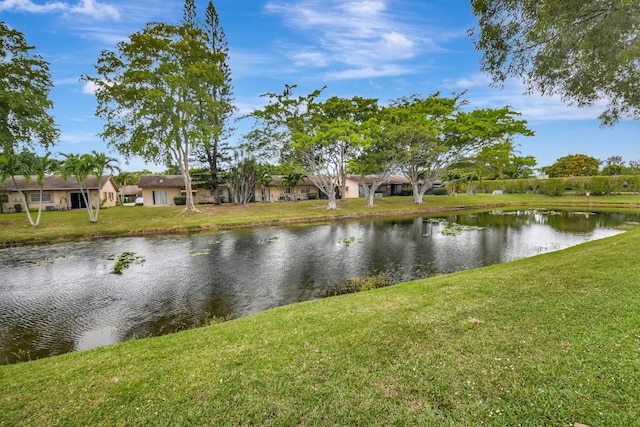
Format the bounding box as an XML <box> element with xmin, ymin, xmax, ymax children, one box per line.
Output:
<box><xmin>196</xmin><ymin>0</ymin><xmax>235</xmax><ymax>205</ymax></box>
<box><xmin>84</xmin><ymin>20</ymin><xmax>224</xmax><ymax>212</ymax></box>
<box><xmin>346</xmin><ymin>111</ymin><xmax>395</xmax><ymax>208</ymax></box>
<box><xmin>546</xmin><ymin>154</ymin><xmax>601</xmax><ymax>177</ymax></box>
<box><xmin>246</xmin><ymin>87</ymin><xmax>380</xmax><ymax>209</ymax></box>
<box><xmin>469</xmin><ymin>0</ymin><xmax>640</xmax><ymax>125</ymax></box>
<box><xmin>601</xmin><ymin>155</ymin><xmax>625</xmax><ymax>176</ymax></box>
<box><xmin>475</xmin><ymin>141</ymin><xmax>537</xmax><ymax>179</ymax></box>
<box><xmin>227</xmin><ymin>149</ymin><xmax>259</xmax><ymax>205</ymax></box>
<box><xmin>0</xmin><ymin>22</ymin><xmax>59</xmax><ymax>152</ymax></box>
<box><xmin>387</xmin><ymin>93</ymin><xmax>533</xmax><ymax>204</ymax></box>
<box><xmin>347</xmin><ymin>141</ymin><xmax>395</xmax><ymax>207</ymax></box>
<box><xmin>315</xmin><ymin>96</ymin><xmax>379</xmax><ymax>203</ymax></box>
<box><xmin>245</xmin><ymin>85</ymin><xmax>339</xmax><ymax>206</ymax></box>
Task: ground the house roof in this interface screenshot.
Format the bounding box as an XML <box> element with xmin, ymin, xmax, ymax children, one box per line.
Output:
<box><xmin>2</xmin><ymin>175</ymin><xmax>118</xmax><ymax>192</ymax></box>
<box><xmin>345</xmin><ymin>174</ymin><xmax>411</xmax><ymax>185</ymax></box>
<box><xmin>266</xmin><ymin>175</ymin><xmax>316</xmax><ymax>187</ymax></box>
<box><xmin>120</xmin><ymin>185</ymin><xmax>142</xmax><ymax>195</ymax></box>
<box><xmin>139</xmin><ymin>175</ymin><xmax>186</xmax><ymax>188</ymax></box>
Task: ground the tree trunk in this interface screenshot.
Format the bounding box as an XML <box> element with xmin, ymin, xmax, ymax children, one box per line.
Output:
<box><xmin>183</xmin><ymin>171</ymin><xmax>196</xmax><ymax>211</ymax></box>
<box><xmin>326</xmin><ymin>191</ymin><xmax>337</xmax><ymax>209</ymax></box>
<box><xmin>412</xmin><ymin>183</ymin><xmax>427</xmax><ymax>204</ymax></box>
<box><xmin>94</xmin><ymin>181</ymin><xmax>102</xmax><ymax>222</ymax></box>
<box><xmin>17</xmin><ymin>190</ymin><xmax>36</xmax><ymax>226</ymax></box>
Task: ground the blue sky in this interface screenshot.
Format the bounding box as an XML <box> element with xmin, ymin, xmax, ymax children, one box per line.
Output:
<box><xmin>2</xmin><ymin>0</ymin><xmax>637</xmax><ymax>172</ymax></box>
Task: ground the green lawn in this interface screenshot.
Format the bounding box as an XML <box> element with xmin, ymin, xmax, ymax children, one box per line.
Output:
<box><xmin>1</xmin><ymin>194</ymin><xmax>639</xmax><ymax>425</ymax></box>
<box><xmin>3</xmin><ymin>193</ymin><xmax>640</xmax><ymax>246</ymax></box>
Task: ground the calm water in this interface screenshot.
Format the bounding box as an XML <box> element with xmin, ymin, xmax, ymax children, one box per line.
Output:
<box><xmin>0</xmin><ymin>209</ymin><xmax>636</xmax><ymax>364</ymax></box>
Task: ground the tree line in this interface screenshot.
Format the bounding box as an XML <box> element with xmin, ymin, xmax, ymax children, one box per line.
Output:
<box><xmin>2</xmin><ymin>0</ymin><xmax>637</xmax><ymax>219</ymax></box>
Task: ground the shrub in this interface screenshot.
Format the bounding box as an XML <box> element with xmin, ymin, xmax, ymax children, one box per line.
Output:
<box><xmin>174</xmin><ymin>196</ymin><xmax>187</xmax><ymax>205</ymax></box>
<box><xmin>539</xmin><ymin>178</ymin><xmax>567</xmax><ymax>196</ymax></box>
<box><xmin>432</xmin><ymin>187</ymin><xmax>448</xmax><ymax>195</ymax></box>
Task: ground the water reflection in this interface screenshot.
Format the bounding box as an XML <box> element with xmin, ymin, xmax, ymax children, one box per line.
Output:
<box><xmin>0</xmin><ymin>209</ymin><xmax>636</xmax><ymax>364</ymax></box>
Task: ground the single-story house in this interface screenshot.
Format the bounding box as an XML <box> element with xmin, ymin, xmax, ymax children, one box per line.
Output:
<box><xmin>136</xmin><ymin>173</ymin><xmax>435</xmax><ymax>206</ymax></box>
<box><xmin>1</xmin><ymin>175</ymin><xmax>119</xmax><ymax>212</ymax></box>
<box><xmin>343</xmin><ymin>175</ymin><xmax>412</xmax><ymax>198</ymax></box>
<box><xmin>138</xmin><ymin>175</ymin><xmax>232</xmax><ymax>206</ymax></box>
<box><xmin>254</xmin><ymin>176</ymin><xmax>319</xmax><ymax>202</ymax></box>
<box><xmin>118</xmin><ymin>185</ymin><xmax>143</xmax><ymax>205</ymax></box>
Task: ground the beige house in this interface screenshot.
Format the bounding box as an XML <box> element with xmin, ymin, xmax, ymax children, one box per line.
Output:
<box><xmin>254</xmin><ymin>176</ymin><xmax>319</xmax><ymax>202</ymax></box>
<box><xmin>344</xmin><ymin>175</ymin><xmax>412</xmax><ymax>198</ymax></box>
<box><xmin>1</xmin><ymin>175</ymin><xmax>119</xmax><ymax>212</ymax></box>
<box><xmin>138</xmin><ymin>175</ymin><xmax>231</xmax><ymax>206</ymax></box>
<box><xmin>136</xmin><ymin>174</ymin><xmax>413</xmax><ymax>206</ymax></box>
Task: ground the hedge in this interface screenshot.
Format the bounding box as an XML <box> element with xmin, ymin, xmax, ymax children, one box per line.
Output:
<box><xmin>470</xmin><ymin>175</ymin><xmax>640</xmax><ymax>196</ymax></box>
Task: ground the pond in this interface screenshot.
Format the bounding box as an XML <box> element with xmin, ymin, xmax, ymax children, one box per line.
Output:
<box><xmin>1</xmin><ymin>209</ymin><xmax>637</xmax><ymax>364</ymax></box>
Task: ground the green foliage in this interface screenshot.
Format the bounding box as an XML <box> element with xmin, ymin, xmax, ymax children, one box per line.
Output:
<box><xmin>60</xmin><ymin>151</ymin><xmax>118</xmax><ymax>223</ymax></box>
<box><xmin>470</xmin><ymin>0</ymin><xmax>640</xmax><ymax>125</ymax></box>
<box><xmin>0</xmin><ymin>23</ymin><xmax>59</xmax><ymax>152</ymax></box>
<box><xmin>190</xmin><ymin>0</ymin><xmax>235</xmax><ymax>206</ymax></box>
<box><xmin>432</xmin><ymin>187</ymin><xmax>448</xmax><ymax>196</ymax></box>
<box><xmin>114</xmin><ymin>170</ymin><xmax>152</xmax><ymax>186</ymax></box>
<box><xmin>546</xmin><ymin>154</ymin><xmax>601</xmax><ymax>177</ymax></box>
<box><xmin>246</xmin><ymin>86</ymin><xmax>380</xmax><ymax>209</ymax></box>
<box><xmin>84</xmin><ymin>16</ymin><xmax>227</xmax><ymax>211</ymax></box>
<box><xmin>538</xmin><ymin>178</ymin><xmax>567</xmax><ymax>196</ymax></box>
<box><xmin>0</xmin><ymin>150</ymin><xmax>59</xmax><ymax>226</ymax></box>
<box><xmin>109</xmin><ymin>251</ymin><xmax>145</xmax><ymax>274</ymax></box>
<box><xmin>384</xmin><ymin>93</ymin><xmax>534</xmax><ymax>204</ymax></box>
<box><xmin>174</xmin><ymin>196</ymin><xmax>187</xmax><ymax>205</ymax></box>
<box><xmin>474</xmin><ymin>175</ymin><xmax>640</xmax><ymax>195</ymax></box>
<box><xmin>475</xmin><ymin>141</ymin><xmax>537</xmax><ymax>179</ymax></box>
<box><xmin>228</xmin><ymin>151</ymin><xmax>260</xmax><ymax>205</ymax></box>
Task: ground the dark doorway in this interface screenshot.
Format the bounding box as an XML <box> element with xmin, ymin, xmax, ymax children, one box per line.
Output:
<box><xmin>70</xmin><ymin>192</ymin><xmax>87</xmax><ymax>209</ymax></box>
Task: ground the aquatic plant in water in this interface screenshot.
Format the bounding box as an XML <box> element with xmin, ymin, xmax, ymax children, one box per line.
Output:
<box><xmin>110</xmin><ymin>252</ymin><xmax>145</xmax><ymax>274</ymax></box>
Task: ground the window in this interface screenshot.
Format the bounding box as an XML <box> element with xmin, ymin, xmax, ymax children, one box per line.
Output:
<box><xmin>153</xmin><ymin>190</ymin><xmax>168</xmax><ymax>205</ymax></box>
<box><xmin>30</xmin><ymin>193</ymin><xmax>52</xmax><ymax>203</ymax></box>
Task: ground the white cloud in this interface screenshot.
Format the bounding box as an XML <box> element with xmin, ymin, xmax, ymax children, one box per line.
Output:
<box><xmin>341</xmin><ymin>0</ymin><xmax>385</xmax><ymax>17</ymax></box>
<box><xmin>68</xmin><ymin>0</ymin><xmax>120</xmax><ymax>20</ymax></box>
<box><xmin>291</xmin><ymin>51</ymin><xmax>329</xmax><ymax>67</ymax></box>
<box><xmin>0</xmin><ymin>0</ymin><xmax>67</xmax><ymax>13</ymax></box>
<box><xmin>0</xmin><ymin>0</ymin><xmax>120</xmax><ymax>20</ymax></box>
<box><xmin>461</xmin><ymin>79</ymin><xmax>607</xmax><ymax>123</ymax></box>
<box><xmin>441</xmin><ymin>73</ymin><xmax>492</xmax><ymax>89</ymax></box>
<box><xmin>81</xmin><ymin>80</ymin><xmax>99</xmax><ymax>95</ymax></box>
<box><xmin>265</xmin><ymin>0</ymin><xmax>434</xmax><ymax>79</ymax></box>
<box><xmin>61</xmin><ymin>130</ymin><xmax>100</xmax><ymax>144</ymax></box>
<box><xmin>327</xmin><ymin>64</ymin><xmax>412</xmax><ymax>79</ymax></box>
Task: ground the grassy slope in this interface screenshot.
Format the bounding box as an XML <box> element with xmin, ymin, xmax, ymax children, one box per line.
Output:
<box><xmin>2</xmin><ymin>193</ymin><xmax>640</xmax><ymax>246</ymax></box>
<box><xmin>1</xmin><ymin>219</ymin><xmax>639</xmax><ymax>425</ymax></box>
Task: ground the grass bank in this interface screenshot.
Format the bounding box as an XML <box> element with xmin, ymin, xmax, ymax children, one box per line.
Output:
<box><xmin>1</xmin><ymin>222</ymin><xmax>639</xmax><ymax>425</ymax></box>
<box><xmin>2</xmin><ymin>193</ymin><xmax>640</xmax><ymax>246</ymax></box>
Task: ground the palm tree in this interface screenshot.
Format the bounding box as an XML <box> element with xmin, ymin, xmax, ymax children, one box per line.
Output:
<box><xmin>258</xmin><ymin>173</ymin><xmax>273</xmax><ymax>202</ymax></box>
<box><xmin>61</xmin><ymin>152</ymin><xmax>118</xmax><ymax>223</ymax></box>
<box><xmin>90</xmin><ymin>150</ymin><xmax>120</xmax><ymax>220</ymax></box>
<box><xmin>282</xmin><ymin>172</ymin><xmax>305</xmax><ymax>202</ymax></box>
<box><xmin>0</xmin><ymin>150</ymin><xmax>56</xmax><ymax>226</ymax></box>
